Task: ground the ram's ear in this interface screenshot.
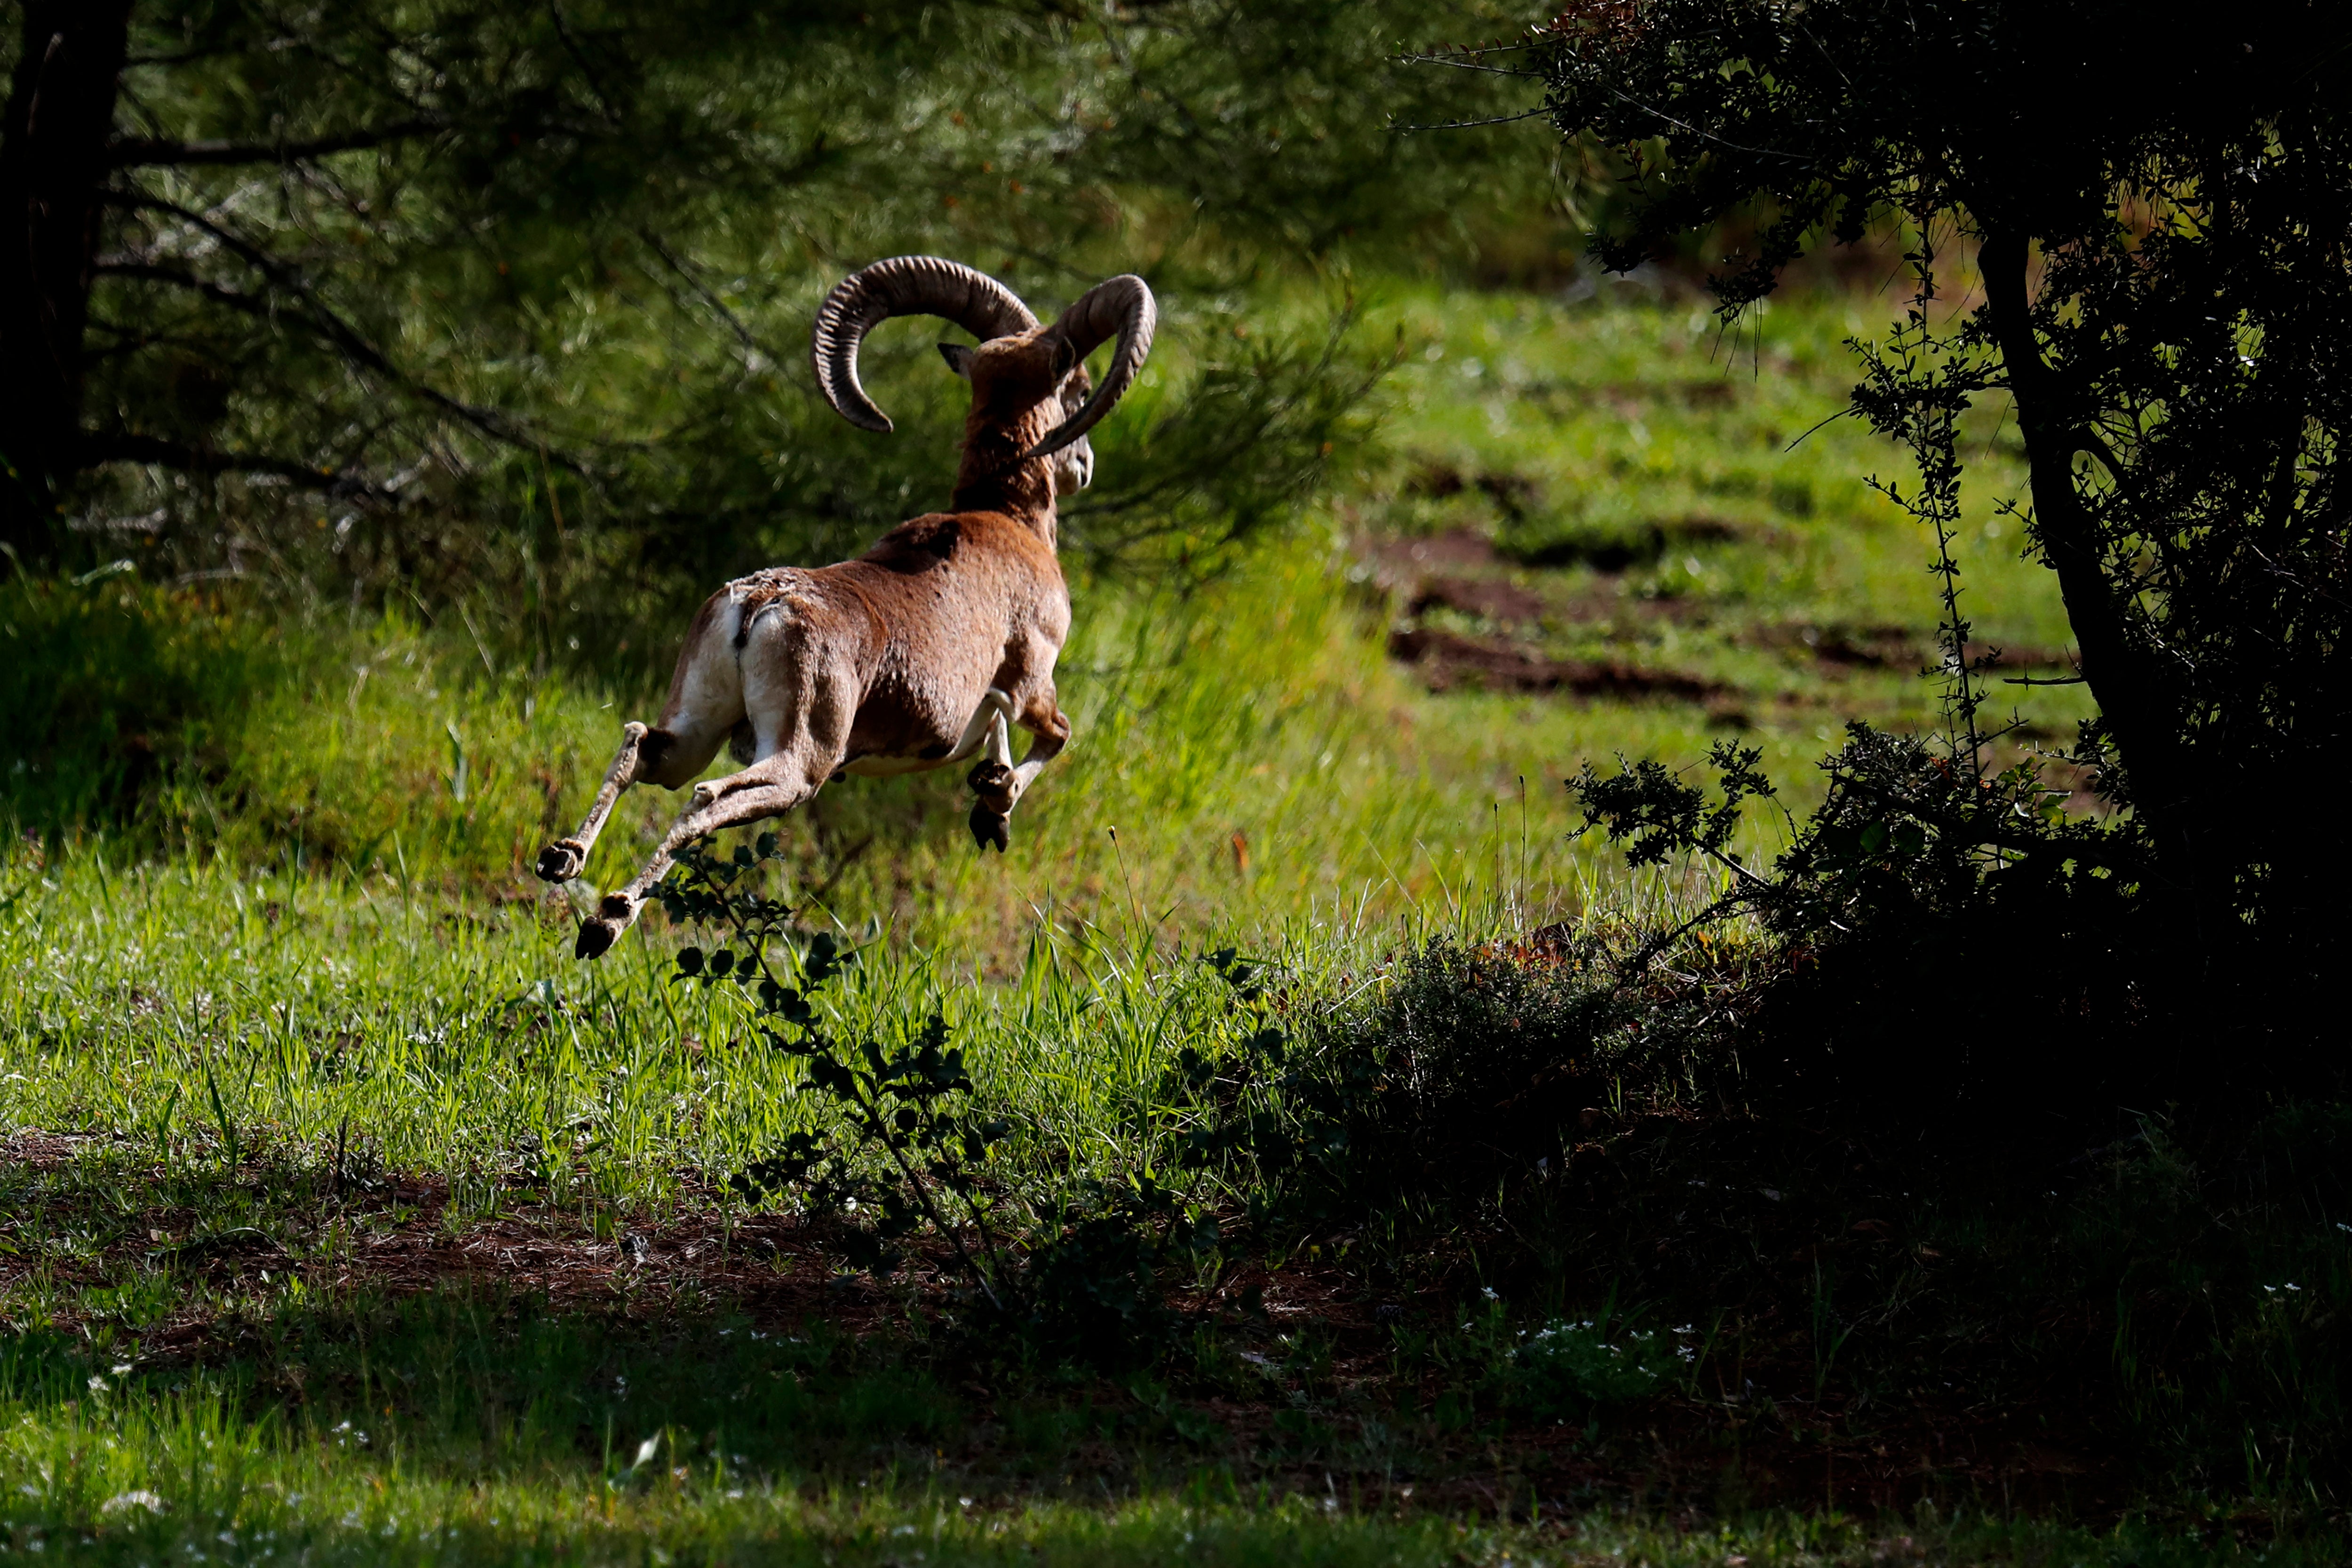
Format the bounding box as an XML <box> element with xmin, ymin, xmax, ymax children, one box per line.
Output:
<box><xmin>938</xmin><ymin>342</ymin><xmax>977</xmax><ymax>380</ymax></box>
<box><xmin>1049</xmin><ymin>335</ymin><xmax>1079</xmax><ymax>381</ymax></box>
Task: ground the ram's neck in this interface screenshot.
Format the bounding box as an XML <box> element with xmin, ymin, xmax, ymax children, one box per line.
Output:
<box><xmin>950</xmin><ymin>402</ymin><xmax>1059</xmax><ymax>547</ymax></box>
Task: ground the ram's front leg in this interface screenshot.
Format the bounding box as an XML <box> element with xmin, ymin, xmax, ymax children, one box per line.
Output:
<box><xmin>968</xmin><ymin>693</ymin><xmax>1070</xmax><ymax>852</ymax></box>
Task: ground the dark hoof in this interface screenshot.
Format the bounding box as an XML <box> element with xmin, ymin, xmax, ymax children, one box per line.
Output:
<box><xmin>967</xmin><ymin>759</ymin><xmax>1014</xmax><ymax>804</ymax></box>
<box><xmin>575</xmin><ymin>894</ymin><xmax>635</xmax><ymax>959</ymax></box>
<box><xmin>536</xmin><ymin>839</ymin><xmax>586</xmax><ymax>883</ymax></box>
<box><xmin>969</xmin><ymin>807</ymin><xmax>1010</xmax><ymax>854</ymax></box>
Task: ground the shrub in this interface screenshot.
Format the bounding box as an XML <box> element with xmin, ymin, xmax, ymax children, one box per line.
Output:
<box><xmin>1176</xmin><ymin>936</ymin><xmax>1746</xmax><ymax>1236</ymax></box>
<box><xmin>1572</xmin><ymin>726</ymin><xmax>2150</xmax><ymax>1117</ymax></box>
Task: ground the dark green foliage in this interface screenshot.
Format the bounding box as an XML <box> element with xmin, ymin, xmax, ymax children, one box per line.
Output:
<box><xmin>1175</xmin><ymin>942</ymin><xmax>1699</xmax><ymax>1230</ymax></box>
<box><xmin>1567</xmin><ymin>740</ymin><xmax>1774</xmax><ymax>873</ymax></box>
<box><xmin>1527</xmin><ymin>0</ymin><xmax>2352</xmax><ymax>1039</ymax></box>
<box><xmin>1513</xmin><ymin>1092</ymin><xmax>2352</xmax><ymax>1497</ymax></box>
<box><xmin>1286</xmin><ymin>940</ymin><xmax>1616</xmax><ymax>1196</ymax></box>
<box><xmin>2053</xmin><ymin>1107</ymin><xmax>2352</xmax><ymax>1490</ymax></box>
<box><xmin>1148</xmin><ymin>923</ymin><xmax>2351</xmax><ymax>1494</ymax></box>
<box><xmin>1502</xmin><ymin>1313</ymin><xmax>1683</xmax><ymax>1420</ymax></box>
<box><xmin>662</xmin><ymin>837</ymin><xmax>1009</xmax><ymax>1286</ymax></box>
<box><xmin>5</xmin><ymin>1287</ymin><xmax>961</xmax><ymax>1478</ymax></box>
<box><xmin>1007</xmin><ymin>1172</ymin><xmax>1220</xmax><ymax>1373</ymax></box>
<box><xmin>1572</xmin><ymin>724</ymin><xmax>2145</xmax><ymax>1112</ymax></box>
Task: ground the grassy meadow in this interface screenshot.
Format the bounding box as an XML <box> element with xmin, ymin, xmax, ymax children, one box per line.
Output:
<box><xmin>4</xmin><ymin>282</ymin><xmax>2340</xmax><ymax>1565</ymax></box>
<box><xmin>5</xmin><ymin>283</ymin><xmax>2085</xmax><ymax>937</ymax></box>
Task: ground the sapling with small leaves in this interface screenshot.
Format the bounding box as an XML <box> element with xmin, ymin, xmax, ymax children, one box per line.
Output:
<box><xmin>659</xmin><ymin>833</ymin><xmax>1012</xmax><ymax>1297</ymax></box>
<box><xmin>658</xmin><ymin>830</ymin><xmax>1228</xmax><ymax>1364</ymax></box>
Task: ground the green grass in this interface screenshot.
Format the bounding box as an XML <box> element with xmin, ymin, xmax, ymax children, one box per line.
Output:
<box><xmin>0</xmin><ymin>851</ymin><xmax>1294</xmax><ymax>1208</ymax></box>
<box><xmin>3</xmin><ymin>284</ymin><xmax>2335</xmax><ymax>1560</ymax></box>
<box><xmin>0</xmin><ymin>1284</ymin><xmax>2338</xmax><ymax>1567</ymax></box>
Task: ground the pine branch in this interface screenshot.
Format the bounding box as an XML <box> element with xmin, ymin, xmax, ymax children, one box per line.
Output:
<box><xmin>79</xmin><ymin>432</ymin><xmax>388</xmax><ymax>497</ymax></box>
<box><xmin>106</xmin><ymin>119</ymin><xmax>445</xmax><ymax>167</ymax></box>
<box><xmin>103</xmin><ymin>189</ymin><xmax>586</xmax><ymax>472</ymax></box>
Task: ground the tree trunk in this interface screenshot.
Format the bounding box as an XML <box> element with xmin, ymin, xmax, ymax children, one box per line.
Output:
<box><xmin>1978</xmin><ymin>231</ymin><xmax>2210</xmax><ymax>963</ymax></box>
<box><xmin>0</xmin><ymin>0</ymin><xmax>132</xmax><ymax>559</ymax></box>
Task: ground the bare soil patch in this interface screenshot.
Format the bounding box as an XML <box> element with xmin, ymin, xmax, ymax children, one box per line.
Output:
<box><xmin>1752</xmin><ymin>623</ymin><xmax>2079</xmax><ymax>674</ymax></box>
<box><xmin>1387</xmin><ymin>626</ymin><xmax>1724</xmax><ymax>704</ymax></box>
<box><xmin>1368</xmin><ymin>525</ymin><xmax>1502</xmax><ymax>576</ymax></box>
<box><xmin>1404</xmin><ymin>575</ymin><xmax>1550</xmax><ymax>625</ymax></box>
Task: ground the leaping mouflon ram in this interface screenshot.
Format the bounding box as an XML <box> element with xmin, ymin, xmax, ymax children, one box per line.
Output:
<box><xmin>536</xmin><ymin>255</ymin><xmax>1155</xmax><ymax>958</ymax></box>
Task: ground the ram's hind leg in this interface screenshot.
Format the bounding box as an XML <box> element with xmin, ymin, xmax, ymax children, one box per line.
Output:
<box><xmin>573</xmin><ymin>656</ymin><xmax>852</xmax><ymax>960</ymax></box>
<box><xmin>572</xmin><ymin>771</ymin><xmax>826</xmax><ymax>958</ymax></box>
<box><xmin>537</xmin><ymin>723</ymin><xmax>646</xmax><ymax>883</ymax></box>
<box><xmin>538</xmin><ymin>594</ymin><xmax>743</xmax><ymax>884</ymax></box>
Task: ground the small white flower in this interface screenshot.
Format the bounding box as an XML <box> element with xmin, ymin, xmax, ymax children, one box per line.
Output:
<box><xmin>100</xmin><ymin>1491</ymin><xmax>165</xmax><ymax>1516</ymax></box>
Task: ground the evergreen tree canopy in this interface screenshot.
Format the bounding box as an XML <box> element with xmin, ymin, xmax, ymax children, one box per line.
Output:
<box><xmin>0</xmin><ymin>0</ymin><xmax>1542</xmax><ymax>623</ymax></box>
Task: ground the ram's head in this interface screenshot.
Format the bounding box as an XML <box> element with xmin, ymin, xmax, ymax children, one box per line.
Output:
<box><xmin>812</xmin><ymin>256</ymin><xmax>1154</xmax><ymax>499</ymax></box>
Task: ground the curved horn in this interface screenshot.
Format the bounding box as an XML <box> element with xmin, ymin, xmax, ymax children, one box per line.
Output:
<box><xmin>1025</xmin><ymin>274</ymin><xmax>1157</xmax><ymax>460</ymax></box>
<box><xmin>812</xmin><ymin>256</ymin><xmax>1040</xmax><ymax>433</ymax></box>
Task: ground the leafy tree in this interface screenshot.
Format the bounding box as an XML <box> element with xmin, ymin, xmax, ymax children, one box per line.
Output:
<box><xmin>0</xmin><ymin>0</ymin><xmax>1545</xmax><ymax>633</ymax></box>
<box><xmin>1531</xmin><ymin>1</ymin><xmax>2352</xmax><ymax>1011</ymax></box>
